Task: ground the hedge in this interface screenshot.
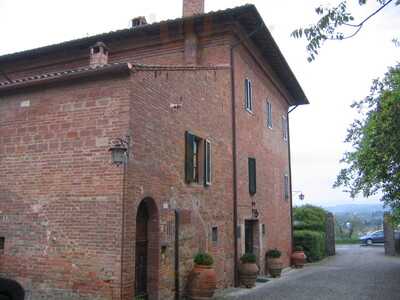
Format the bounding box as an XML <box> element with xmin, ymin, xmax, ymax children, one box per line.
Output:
<box><xmin>293</xmin><ymin>205</ymin><xmax>327</xmax><ymax>232</ymax></box>
<box><xmin>294</xmin><ymin>230</ymin><xmax>326</xmax><ymax>262</ymax></box>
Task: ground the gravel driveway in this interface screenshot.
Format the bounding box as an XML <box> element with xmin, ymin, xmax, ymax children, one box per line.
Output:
<box><xmin>215</xmin><ymin>245</ymin><xmax>400</xmax><ymax>300</ymax></box>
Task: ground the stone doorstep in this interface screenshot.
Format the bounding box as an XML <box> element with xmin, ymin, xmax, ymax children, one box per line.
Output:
<box><xmin>212</xmin><ymin>268</ymin><xmax>297</xmax><ymax>300</ymax></box>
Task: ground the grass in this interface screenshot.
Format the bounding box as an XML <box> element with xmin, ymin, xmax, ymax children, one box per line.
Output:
<box><xmin>335</xmin><ymin>238</ymin><xmax>360</xmax><ymax>245</ymax></box>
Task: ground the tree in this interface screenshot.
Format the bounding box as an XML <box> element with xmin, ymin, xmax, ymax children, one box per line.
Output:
<box><xmin>291</xmin><ymin>0</ymin><xmax>399</xmax><ymax>62</ymax></box>
<box><xmin>292</xmin><ymin>1</ymin><xmax>400</xmax><ymax>224</ymax></box>
<box><xmin>334</xmin><ymin>65</ymin><xmax>400</xmax><ymax>224</ymax></box>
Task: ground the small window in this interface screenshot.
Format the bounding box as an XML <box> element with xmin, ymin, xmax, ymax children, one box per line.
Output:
<box><xmin>244</xmin><ymin>78</ymin><xmax>253</xmax><ymax>112</ymax></box>
<box><xmin>262</xmin><ymin>224</ymin><xmax>266</xmax><ymax>235</ymax></box>
<box><xmin>0</xmin><ymin>237</ymin><xmax>4</xmax><ymax>254</ymax></box>
<box><xmin>204</xmin><ymin>140</ymin><xmax>212</xmax><ymax>186</ymax></box>
<box><xmin>284</xmin><ymin>174</ymin><xmax>289</xmax><ymax>200</ymax></box>
<box><xmin>248</xmin><ymin>158</ymin><xmax>256</xmax><ymax>195</ymax></box>
<box><xmin>185</xmin><ymin>132</ymin><xmax>201</xmax><ymax>183</ymax></box>
<box><xmin>212</xmin><ymin>226</ymin><xmax>218</xmax><ymax>243</ymax></box>
<box><xmin>282</xmin><ymin>116</ymin><xmax>288</xmax><ymax>141</ymax></box>
<box><xmin>266</xmin><ymin>101</ymin><xmax>272</xmax><ymax>128</ymax></box>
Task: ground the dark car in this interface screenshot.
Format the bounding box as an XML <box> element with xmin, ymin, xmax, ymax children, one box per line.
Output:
<box><xmin>359</xmin><ymin>230</ymin><xmax>384</xmax><ymax>245</ymax></box>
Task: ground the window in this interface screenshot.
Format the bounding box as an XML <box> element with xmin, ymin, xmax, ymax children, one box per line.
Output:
<box><xmin>244</xmin><ymin>78</ymin><xmax>253</xmax><ymax>112</ymax></box>
<box><xmin>212</xmin><ymin>226</ymin><xmax>218</xmax><ymax>243</ymax></box>
<box><xmin>248</xmin><ymin>158</ymin><xmax>256</xmax><ymax>195</ymax></box>
<box><xmin>266</xmin><ymin>101</ymin><xmax>272</xmax><ymax>128</ymax></box>
<box><xmin>204</xmin><ymin>139</ymin><xmax>212</xmax><ymax>186</ymax></box>
<box><xmin>284</xmin><ymin>174</ymin><xmax>289</xmax><ymax>200</ymax></box>
<box><xmin>185</xmin><ymin>132</ymin><xmax>200</xmax><ymax>183</ymax></box>
<box><xmin>0</xmin><ymin>237</ymin><xmax>4</xmax><ymax>254</ymax></box>
<box><xmin>185</xmin><ymin>132</ymin><xmax>212</xmax><ymax>185</ymax></box>
<box><xmin>282</xmin><ymin>116</ymin><xmax>288</xmax><ymax>141</ymax></box>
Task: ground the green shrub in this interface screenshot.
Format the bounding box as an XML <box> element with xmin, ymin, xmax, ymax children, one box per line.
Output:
<box><xmin>294</xmin><ymin>245</ymin><xmax>303</xmax><ymax>252</ymax></box>
<box><xmin>294</xmin><ymin>230</ymin><xmax>325</xmax><ymax>262</ymax></box>
<box><xmin>293</xmin><ymin>205</ymin><xmax>327</xmax><ymax>232</ymax></box>
<box><xmin>266</xmin><ymin>248</ymin><xmax>282</xmax><ymax>258</ymax></box>
<box><xmin>240</xmin><ymin>253</ymin><xmax>256</xmax><ymax>263</ymax></box>
<box><xmin>194</xmin><ymin>252</ymin><xmax>214</xmax><ymax>266</ymax></box>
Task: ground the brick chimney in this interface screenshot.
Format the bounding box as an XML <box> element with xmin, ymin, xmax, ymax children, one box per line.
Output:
<box><xmin>89</xmin><ymin>42</ymin><xmax>109</xmax><ymax>67</ymax></box>
<box><xmin>183</xmin><ymin>0</ymin><xmax>204</xmax><ymax>17</ymax></box>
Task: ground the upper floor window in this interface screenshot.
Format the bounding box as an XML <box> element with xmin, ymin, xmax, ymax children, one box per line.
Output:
<box><xmin>284</xmin><ymin>174</ymin><xmax>289</xmax><ymax>200</ymax></box>
<box><xmin>266</xmin><ymin>101</ymin><xmax>272</xmax><ymax>128</ymax></box>
<box><xmin>282</xmin><ymin>116</ymin><xmax>288</xmax><ymax>142</ymax></box>
<box><xmin>185</xmin><ymin>131</ymin><xmax>212</xmax><ymax>186</ymax></box>
<box><xmin>244</xmin><ymin>78</ymin><xmax>253</xmax><ymax>112</ymax></box>
<box><xmin>248</xmin><ymin>157</ymin><xmax>256</xmax><ymax>195</ymax></box>
<box><xmin>185</xmin><ymin>132</ymin><xmax>200</xmax><ymax>183</ymax></box>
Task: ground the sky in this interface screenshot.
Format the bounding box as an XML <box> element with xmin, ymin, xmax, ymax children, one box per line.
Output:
<box><xmin>0</xmin><ymin>0</ymin><xmax>399</xmax><ymax>207</ymax></box>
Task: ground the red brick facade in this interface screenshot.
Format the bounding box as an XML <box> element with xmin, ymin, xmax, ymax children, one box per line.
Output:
<box><xmin>0</xmin><ymin>4</ymin><xmax>306</xmax><ymax>300</ymax></box>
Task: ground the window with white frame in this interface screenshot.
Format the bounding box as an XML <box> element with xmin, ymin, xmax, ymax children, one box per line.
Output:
<box><xmin>266</xmin><ymin>101</ymin><xmax>272</xmax><ymax>128</ymax></box>
<box><xmin>282</xmin><ymin>116</ymin><xmax>288</xmax><ymax>141</ymax></box>
<box><xmin>244</xmin><ymin>78</ymin><xmax>253</xmax><ymax>112</ymax></box>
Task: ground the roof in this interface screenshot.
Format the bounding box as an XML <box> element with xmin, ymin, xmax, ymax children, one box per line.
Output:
<box><xmin>0</xmin><ymin>63</ymin><xmax>132</xmax><ymax>93</ymax></box>
<box><xmin>0</xmin><ymin>5</ymin><xmax>308</xmax><ymax>105</ymax></box>
<box><xmin>0</xmin><ymin>63</ymin><xmax>231</xmax><ymax>93</ymax></box>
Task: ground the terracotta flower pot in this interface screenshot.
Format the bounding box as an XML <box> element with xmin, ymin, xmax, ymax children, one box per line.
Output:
<box><xmin>291</xmin><ymin>251</ymin><xmax>306</xmax><ymax>268</ymax></box>
<box><xmin>268</xmin><ymin>257</ymin><xmax>283</xmax><ymax>278</ymax></box>
<box><xmin>186</xmin><ymin>264</ymin><xmax>217</xmax><ymax>300</ymax></box>
<box><xmin>239</xmin><ymin>262</ymin><xmax>259</xmax><ymax>288</ymax></box>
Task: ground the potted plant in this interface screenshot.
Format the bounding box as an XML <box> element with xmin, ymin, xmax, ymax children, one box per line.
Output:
<box><xmin>239</xmin><ymin>253</ymin><xmax>259</xmax><ymax>288</ymax></box>
<box><xmin>291</xmin><ymin>245</ymin><xmax>306</xmax><ymax>268</ymax></box>
<box><xmin>266</xmin><ymin>248</ymin><xmax>283</xmax><ymax>278</ymax></box>
<box><xmin>186</xmin><ymin>252</ymin><xmax>217</xmax><ymax>300</ymax></box>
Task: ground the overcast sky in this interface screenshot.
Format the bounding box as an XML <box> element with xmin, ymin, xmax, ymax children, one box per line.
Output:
<box><xmin>0</xmin><ymin>0</ymin><xmax>399</xmax><ymax>207</ymax></box>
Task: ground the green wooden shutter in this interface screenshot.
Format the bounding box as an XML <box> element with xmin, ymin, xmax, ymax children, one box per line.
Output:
<box><xmin>204</xmin><ymin>140</ymin><xmax>211</xmax><ymax>186</ymax></box>
<box><xmin>248</xmin><ymin>158</ymin><xmax>256</xmax><ymax>195</ymax></box>
<box><xmin>185</xmin><ymin>131</ymin><xmax>195</xmax><ymax>183</ymax></box>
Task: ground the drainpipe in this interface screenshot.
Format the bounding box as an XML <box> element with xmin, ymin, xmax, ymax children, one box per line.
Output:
<box><xmin>174</xmin><ymin>209</ymin><xmax>180</xmax><ymax>300</ymax></box>
<box><xmin>230</xmin><ymin>23</ymin><xmax>263</xmax><ymax>287</ymax></box>
<box><xmin>119</xmin><ymin>137</ymin><xmax>130</xmax><ymax>300</ymax></box>
<box><xmin>287</xmin><ymin>105</ymin><xmax>298</xmax><ymax>252</ymax></box>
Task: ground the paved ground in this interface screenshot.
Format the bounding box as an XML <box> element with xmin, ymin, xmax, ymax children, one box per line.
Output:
<box><xmin>215</xmin><ymin>245</ymin><xmax>400</xmax><ymax>300</ymax></box>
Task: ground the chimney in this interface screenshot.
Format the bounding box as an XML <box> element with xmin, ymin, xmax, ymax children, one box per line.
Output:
<box><xmin>131</xmin><ymin>16</ymin><xmax>147</xmax><ymax>28</ymax></box>
<box><xmin>183</xmin><ymin>0</ymin><xmax>204</xmax><ymax>17</ymax></box>
<box><xmin>89</xmin><ymin>42</ymin><xmax>109</xmax><ymax>67</ymax></box>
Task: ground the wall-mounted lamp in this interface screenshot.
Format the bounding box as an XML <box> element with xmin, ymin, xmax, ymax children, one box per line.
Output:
<box><xmin>109</xmin><ymin>137</ymin><xmax>130</xmax><ymax>166</ymax></box>
<box><xmin>293</xmin><ymin>190</ymin><xmax>305</xmax><ymax>201</ymax></box>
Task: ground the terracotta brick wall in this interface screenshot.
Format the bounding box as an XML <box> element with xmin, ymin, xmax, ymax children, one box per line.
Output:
<box><xmin>0</xmin><ymin>76</ymin><xmax>132</xmax><ymax>299</ymax></box>
<box><xmin>233</xmin><ymin>44</ymin><xmax>292</xmax><ymax>269</ymax></box>
<box><xmin>122</xmin><ymin>67</ymin><xmax>234</xmax><ymax>299</ymax></box>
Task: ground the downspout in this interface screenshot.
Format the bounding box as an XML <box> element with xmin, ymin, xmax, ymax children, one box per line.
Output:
<box><xmin>230</xmin><ymin>23</ymin><xmax>263</xmax><ymax>287</ymax></box>
<box><xmin>287</xmin><ymin>105</ymin><xmax>298</xmax><ymax>252</ymax></box>
<box><xmin>174</xmin><ymin>209</ymin><xmax>180</xmax><ymax>300</ymax></box>
<box><xmin>229</xmin><ymin>44</ymin><xmax>240</xmax><ymax>288</ymax></box>
<box><xmin>120</xmin><ymin>145</ymin><xmax>129</xmax><ymax>300</ymax></box>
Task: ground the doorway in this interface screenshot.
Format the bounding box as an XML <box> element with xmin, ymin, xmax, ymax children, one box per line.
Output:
<box><xmin>245</xmin><ymin>220</ymin><xmax>255</xmax><ymax>254</ymax></box>
<box><xmin>134</xmin><ymin>198</ymin><xmax>159</xmax><ymax>300</ymax></box>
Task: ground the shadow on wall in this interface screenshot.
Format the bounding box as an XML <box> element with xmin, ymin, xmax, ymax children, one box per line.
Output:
<box><xmin>0</xmin><ymin>278</ymin><xmax>25</xmax><ymax>300</ymax></box>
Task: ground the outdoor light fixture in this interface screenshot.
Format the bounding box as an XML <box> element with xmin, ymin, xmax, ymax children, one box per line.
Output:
<box><xmin>109</xmin><ymin>137</ymin><xmax>130</xmax><ymax>166</ymax></box>
<box><xmin>293</xmin><ymin>190</ymin><xmax>305</xmax><ymax>201</ymax></box>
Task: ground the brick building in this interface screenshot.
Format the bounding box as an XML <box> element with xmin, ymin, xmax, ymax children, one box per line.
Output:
<box><xmin>0</xmin><ymin>1</ymin><xmax>308</xmax><ymax>299</ymax></box>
